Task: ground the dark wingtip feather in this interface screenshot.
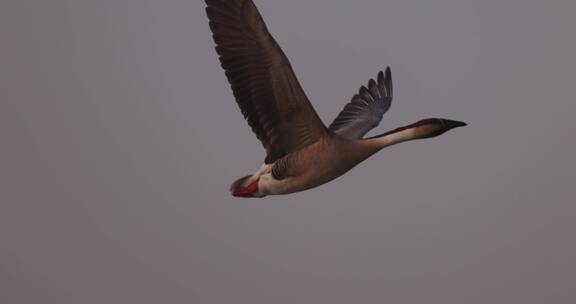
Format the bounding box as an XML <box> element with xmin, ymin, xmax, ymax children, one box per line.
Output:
<box><xmin>377</xmin><ymin>71</ymin><xmax>385</xmax><ymax>95</ymax></box>
<box><xmin>368</xmin><ymin>78</ymin><xmax>379</xmax><ymax>97</ymax></box>
<box><xmin>385</xmin><ymin>66</ymin><xmax>392</xmax><ymax>97</ymax></box>
<box><xmin>359</xmin><ymin>86</ymin><xmax>374</xmax><ymax>103</ymax></box>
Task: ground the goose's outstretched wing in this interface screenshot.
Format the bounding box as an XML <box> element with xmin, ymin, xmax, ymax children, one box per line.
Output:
<box><xmin>329</xmin><ymin>67</ymin><xmax>393</xmax><ymax>139</ymax></box>
<box><xmin>206</xmin><ymin>0</ymin><xmax>326</xmax><ymax>164</ymax></box>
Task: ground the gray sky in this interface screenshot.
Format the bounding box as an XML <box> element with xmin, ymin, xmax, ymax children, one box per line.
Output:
<box><xmin>1</xmin><ymin>0</ymin><xmax>575</xmax><ymax>303</ymax></box>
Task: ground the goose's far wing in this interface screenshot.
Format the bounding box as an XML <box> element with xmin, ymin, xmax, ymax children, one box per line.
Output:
<box><xmin>329</xmin><ymin>67</ymin><xmax>393</xmax><ymax>139</ymax></box>
<box><xmin>206</xmin><ymin>0</ymin><xmax>326</xmax><ymax>164</ymax></box>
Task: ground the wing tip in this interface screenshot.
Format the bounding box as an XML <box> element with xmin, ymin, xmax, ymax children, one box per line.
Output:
<box><xmin>378</xmin><ymin>70</ymin><xmax>385</xmax><ymax>81</ymax></box>
<box><xmin>375</xmin><ymin>66</ymin><xmax>392</xmax><ymax>98</ymax></box>
<box><xmin>384</xmin><ymin>66</ymin><xmax>392</xmax><ymax>98</ymax></box>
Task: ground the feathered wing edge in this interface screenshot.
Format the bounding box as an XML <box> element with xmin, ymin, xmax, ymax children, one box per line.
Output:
<box><xmin>329</xmin><ymin>67</ymin><xmax>393</xmax><ymax>139</ymax></box>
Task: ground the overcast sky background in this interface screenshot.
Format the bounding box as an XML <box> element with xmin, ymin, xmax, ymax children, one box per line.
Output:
<box><xmin>2</xmin><ymin>0</ymin><xmax>575</xmax><ymax>303</ymax></box>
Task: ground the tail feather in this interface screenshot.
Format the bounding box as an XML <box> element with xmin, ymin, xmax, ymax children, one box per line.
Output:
<box><xmin>229</xmin><ymin>175</ymin><xmax>253</xmax><ymax>193</ymax></box>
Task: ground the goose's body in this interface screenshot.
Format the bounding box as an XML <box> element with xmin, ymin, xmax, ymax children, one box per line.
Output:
<box><xmin>206</xmin><ymin>0</ymin><xmax>466</xmax><ymax>198</ymax></box>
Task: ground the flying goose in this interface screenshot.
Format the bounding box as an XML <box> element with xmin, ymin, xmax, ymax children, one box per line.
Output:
<box><xmin>205</xmin><ymin>0</ymin><xmax>466</xmax><ymax>198</ymax></box>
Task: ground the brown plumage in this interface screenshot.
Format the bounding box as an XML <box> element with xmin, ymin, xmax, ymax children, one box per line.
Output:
<box><xmin>206</xmin><ymin>0</ymin><xmax>325</xmax><ymax>164</ymax></box>
<box><xmin>206</xmin><ymin>0</ymin><xmax>466</xmax><ymax>198</ymax></box>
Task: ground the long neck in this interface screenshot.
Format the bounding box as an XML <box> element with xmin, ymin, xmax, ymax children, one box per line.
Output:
<box><xmin>359</xmin><ymin>119</ymin><xmax>439</xmax><ymax>153</ymax></box>
<box><xmin>352</xmin><ymin>118</ymin><xmax>464</xmax><ymax>158</ymax></box>
<box><xmin>360</xmin><ymin>127</ymin><xmax>419</xmax><ymax>152</ymax></box>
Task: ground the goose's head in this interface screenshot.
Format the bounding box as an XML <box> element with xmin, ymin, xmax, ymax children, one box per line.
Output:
<box><xmin>411</xmin><ymin>118</ymin><xmax>467</xmax><ymax>139</ymax></box>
